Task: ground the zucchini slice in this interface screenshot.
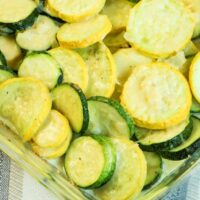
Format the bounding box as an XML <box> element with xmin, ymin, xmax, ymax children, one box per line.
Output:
<box><xmin>18</xmin><ymin>52</ymin><xmax>63</xmax><ymax>89</ymax></box>
<box><xmin>77</xmin><ymin>42</ymin><xmax>116</xmax><ymax>98</ymax></box>
<box><xmin>0</xmin><ymin>36</ymin><xmax>23</xmax><ymax>70</ymax></box>
<box><xmin>48</xmin><ymin>0</ymin><xmax>106</xmax><ymax>23</ymax></box>
<box><xmin>52</xmin><ymin>83</ymin><xmax>89</xmax><ymax>134</ymax></box>
<box><xmin>101</xmin><ymin>0</ymin><xmax>134</xmax><ymax>33</ymax></box>
<box><xmin>49</xmin><ymin>47</ymin><xmax>88</xmax><ymax>92</ymax></box>
<box><xmin>33</xmin><ymin>110</ymin><xmax>71</xmax><ymax>148</ymax></box>
<box><xmin>65</xmin><ymin>135</ymin><xmax>116</xmax><ymax>188</ymax></box>
<box><xmin>0</xmin><ymin>51</ymin><xmax>7</xmax><ymax>66</ymax></box>
<box><xmin>184</xmin><ymin>41</ymin><xmax>199</xmax><ymax>57</ymax></box>
<box><xmin>57</xmin><ymin>15</ymin><xmax>112</xmax><ymax>49</ymax></box>
<box><xmin>189</xmin><ymin>52</ymin><xmax>200</xmax><ymax>103</ymax></box>
<box><xmin>135</xmin><ymin>117</ymin><xmax>193</xmax><ymax>152</ymax></box>
<box><xmin>0</xmin><ymin>25</ymin><xmax>15</xmax><ymax>36</ymax></box>
<box><xmin>93</xmin><ymin>138</ymin><xmax>146</xmax><ymax>200</ymax></box>
<box><xmin>125</xmin><ymin>0</ymin><xmax>194</xmax><ymax>58</ymax></box>
<box><xmin>0</xmin><ymin>66</ymin><xmax>15</xmax><ymax>84</ymax></box>
<box><xmin>121</xmin><ymin>63</ymin><xmax>192</xmax><ymax>129</ymax></box>
<box><xmin>16</xmin><ymin>15</ymin><xmax>58</xmax><ymax>51</ymax></box>
<box><xmin>87</xmin><ymin>96</ymin><xmax>135</xmax><ymax>139</ymax></box>
<box><xmin>0</xmin><ymin>0</ymin><xmax>39</xmax><ymax>31</ymax></box>
<box><xmin>161</xmin><ymin>117</ymin><xmax>200</xmax><ymax>160</ymax></box>
<box><xmin>0</xmin><ymin>77</ymin><xmax>52</xmax><ymax>141</ymax></box>
<box><xmin>32</xmin><ymin>131</ymin><xmax>72</xmax><ymax>159</ymax></box>
<box><xmin>191</xmin><ymin>98</ymin><xmax>200</xmax><ymax>113</ymax></box>
<box><xmin>143</xmin><ymin>152</ymin><xmax>162</xmax><ymax>190</ymax></box>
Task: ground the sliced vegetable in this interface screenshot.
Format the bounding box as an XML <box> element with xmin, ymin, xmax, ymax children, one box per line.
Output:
<box><xmin>0</xmin><ymin>77</ymin><xmax>52</xmax><ymax>141</ymax></box>
<box><xmin>184</xmin><ymin>41</ymin><xmax>199</xmax><ymax>57</ymax></box>
<box><xmin>65</xmin><ymin>135</ymin><xmax>116</xmax><ymax>188</ymax></box>
<box><xmin>125</xmin><ymin>0</ymin><xmax>194</xmax><ymax>58</ymax></box>
<box><xmin>191</xmin><ymin>98</ymin><xmax>200</xmax><ymax>113</ymax></box>
<box><xmin>33</xmin><ymin>110</ymin><xmax>71</xmax><ymax>148</ymax></box>
<box><xmin>0</xmin><ymin>66</ymin><xmax>15</xmax><ymax>84</ymax></box>
<box><xmin>113</xmin><ymin>48</ymin><xmax>153</xmax><ymax>98</ymax></box>
<box><xmin>143</xmin><ymin>152</ymin><xmax>162</xmax><ymax>190</ymax></box>
<box><xmin>0</xmin><ymin>0</ymin><xmax>39</xmax><ymax>31</ymax></box>
<box><xmin>48</xmin><ymin>0</ymin><xmax>106</xmax><ymax>23</ymax></box>
<box><xmin>32</xmin><ymin>131</ymin><xmax>72</xmax><ymax>159</ymax></box>
<box><xmin>93</xmin><ymin>138</ymin><xmax>146</xmax><ymax>200</ymax></box>
<box><xmin>161</xmin><ymin>117</ymin><xmax>200</xmax><ymax>160</ymax></box>
<box><xmin>182</xmin><ymin>0</ymin><xmax>200</xmax><ymax>38</ymax></box>
<box><xmin>16</xmin><ymin>15</ymin><xmax>58</xmax><ymax>51</ymax></box>
<box><xmin>121</xmin><ymin>63</ymin><xmax>192</xmax><ymax>129</ymax></box>
<box><xmin>189</xmin><ymin>52</ymin><xmax>200</xmax><ymax>103</ymax></box>
<box><xmin>87</xmin><ymin>96</ymin><xmax>135</xmax><ymax>139</ymax></box>
<box><xmin>0</xmin><ymin>51</ymin><xmax>7</xmax><ymax>66</ymax></box>
<box><xmin>135</xmin><ymin>117</ymin><xmax>193</xmax><ymax>152</ymax></box>
<box><xmin>18</xmin><ymin>52</ymin><xmax>63</xmax><ymax>89</ymax></box>
<box><xmin>77</xmin><ymin>42</ymin><xmax>116</xmax><ymax>98</ymax></box>
<box><xmin>0</xmin><ymin>36</ymin><xmax>23</xmax><ymax>70</ymax></box>
<box><xmin>0</xmin><ymin>25</ymin><xmax>15</xmax><ymax>36</ymax></box>
<box><xmin>49</xmin><ymin>47</ymin><xmax>88</xmax><ymax>92</ymax></box>
<box><xmin>158</xmin><ymin>51</ymin><xmax>187</xmax><ymax>74</ymax></box>
<box><xmin>52</xmin><ymin>83</ymin><xmax>89</xmax><ymax>134</ymax></box>
<box><xmin>101</xmin><ymin>0</ymin><xmax>134</xmax><ymax>33</ymax></box>
<box><xmin>57</xmin><ymin>15</ymin><xmax>112</xmax><ymax>49</ymax></box>
<box><xmin>104</xmin><ymin>31</ymin><xmax>129</xmax><ymax>50</ymax></box>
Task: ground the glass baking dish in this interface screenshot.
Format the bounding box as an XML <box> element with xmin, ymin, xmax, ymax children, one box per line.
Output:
<box><xmin>0</xmin><ymin>123</ymin><xmax>200</xmax><ymax>200</ymax></box>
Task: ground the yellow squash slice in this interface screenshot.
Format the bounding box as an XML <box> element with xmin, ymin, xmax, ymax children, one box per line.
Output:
<box><xmin>0</xmin><ymin>77</ymin><xmax>52</xmax><ymax>141</ymax></box>
<box><xmin>189</xmin><ymin>52</ymin><xmax>200</xmax><ymax>103</ymax></box>
<box><xmin>0</xmin><ymin>36</ymin><xmax>23</xmax><ymax>70</ymax></box>
<box><xmin>182</xmin><ymin>0</ymin><xmax>200</xmax><ymax>38</ymax></box>
<box><xmin>101</xmin><ymin>0</ymin><xmax>134</xmax><ymax>33</ymax></box>
<box><xmin>77</xmin><ymin>42</ymin><xmax>116</xmax><ymax>98</ymax></box>
<box><xmin>121</xmin><ymin>63</ymin><xmax>191</xmax><ymax>129</ymax></box>
<box><xmin>125</xmin><ymin>0</ymin><xmax>194</xmax><ymax>58</ymax></box>
<box><xmin>32</xmin><ymin>132</ymin><xmax>72</xmax><ymax>159</ymax></box>
<box><xmin>47</xmin><ymin>0</ymin><xmax>106</xmax><ymax>23</ymax></box>
<box><xmin>93</xmin><ymin>138</ymin><xmax>146</xmax><ymax>200</ymax></box>
<box><xmin>49</xmin><ymin>47</ymin><xmax>88</xmax><ymax>92</ymax></box>
<box><xmin>57</xmin><ymin>15</ymin><xmax>112</xmax><ymax>49</ymax></box>
<box><xmin>33</xmin><ymin>110</ymin><xmax>71</xmax><ymax>148</ymax></box>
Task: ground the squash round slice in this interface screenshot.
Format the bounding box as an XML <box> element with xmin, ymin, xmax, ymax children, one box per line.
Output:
<box><xmin>33</xmin><ymin>110</ymin><xmax>71</xmax><ymax>148</ymax></box>
<box><xmin>49</xmin><ymin>47</ymin><xmax>88</xmax><ymax>92</ymax></box>
<box><xmin>77</xmin><ymin>43</ymin><xmax>116</xmax><ymax>98</ymax></box>
<box><xmin>32</xmin><ymin>131</ymin><xmax>72</xmax><ymax>159</ymax></box>
<box><xmin>93</xmin><ymin>138</ymin><xmax>146</xmax><ymax>200</ymax></box>
<box><xmin>65</xmin><ymin>135</ymin><xmax>116</xmax><ymax>189</ymax></box>
<box><xmin>124</xmin><ymin>0</ymin><xmax>194</xmax><ymax>58</ymax></box>
<box><xmin>47</xmin><ymin>0</ymin><xmax>106</xmax><ymax>23</ymax></box>
<box><xmin>121</xmin><ymin>63</ymin><xmax>191</xmax><ymax>129</ymax></box>
<box><xmin>189</xmin><ymin>53</ymin><xmax>200</xmax><ymax>103</ymax></box>
<box><xmin>0</xmin><ymin>77</ymin><xmax>52</xmax><ymax>141</ymax></box>
<box><xmin>57</xmin><ymin>15</ymin><xmax>112</xmax><ymax>49</ymax></box>
<box><xmin>101</xmin><ymin>0</ymin><xmax>134</xmax><ymax>33</ymax></box>
<box><xmin>0</xmin><ymin>66</ymin><xmax>15</xmax><ymax>84</ymax></box>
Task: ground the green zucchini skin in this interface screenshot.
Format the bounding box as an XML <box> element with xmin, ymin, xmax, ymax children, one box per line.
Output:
<box><xmin>0</xmin><ymin>65</ymin><xmax>16</xmax><ymax>75</ymax></box>
<box><xmin>161</xmin><ymin>117</ymin><xmax>200</xmax><ymax>160</ymax></box>
<box><xmin>88</xmin><ymin>96</ymin><xmax>135</xmax><ymax>139</ymax></box>
<box><xmin>190</xmin><ymin>98</ymin><xmax>200</xmax><ymax>113</ymax></box>
<box><xmin>68</xmin><ymin>83</ymin><xmax>89</xmax><ymax>134</ymax></box>
<box><xmin>135</xmin><ymin>118</ymin><xmax>193</xmax><ymax>152</ymax></box>
<box><xmin>52</xmin><ymin>83</ymin><xmax>89</xmax><ymax>134</ymax></box>
<box><xmin>85</xmin><ymin>135</ymin><xmax>116</xmax><ymax>189</ymax></box>
<box><xmin>3</xmin><ymin>8</ymin><xmax>39</xmax><ymax>31</ymax></box>
<box><xmin>161</xmin><ymin>139</ymin><xmax>200</xmax><ymax>160</ymax></box>
<box><xmin>0</xmin><ymin>51</ymin><xmax>7</xmax><ymax>66</ymax></box>
<box><xmin>0</xmin><ymin>25</ymin><xmax>15</xmax><ymax>36</ymax></box>
<box><xmin>143</xmin><ymin>152</ymin><xmax>162</xmax><ymax>190</ymax></box>
<box><xmin>64</xmin><ymin>135</ymin><xmax>116</xmax><ymax>189</ymax></box>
